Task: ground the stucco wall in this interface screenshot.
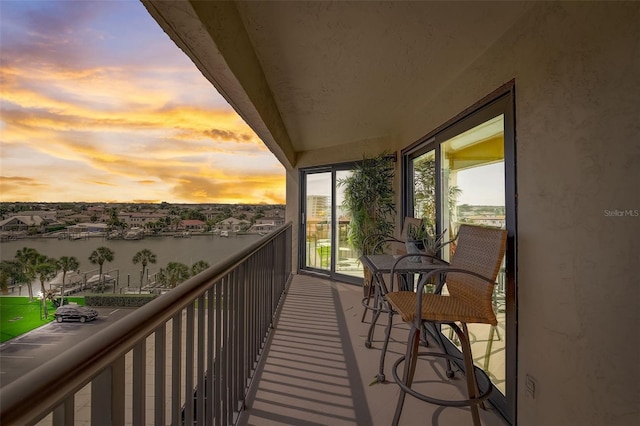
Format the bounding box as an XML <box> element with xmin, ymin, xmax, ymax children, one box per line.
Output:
<box><xmin>286</xmin><ymin>3</ymin><xmax>638</xmax><ymax>423</ymax></box>
<box><xmin>398</xmin><ymin>2</ymin><xmax>639</xmax><ymax>425</ymax></box>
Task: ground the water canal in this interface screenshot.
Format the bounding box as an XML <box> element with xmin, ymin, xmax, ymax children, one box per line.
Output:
<box><xmin>0</xmin><ymin>234</ymin><xmax>262</xmax><ymax>290</ymax></box>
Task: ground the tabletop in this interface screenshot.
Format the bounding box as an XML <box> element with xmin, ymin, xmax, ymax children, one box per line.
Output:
<box><xmin>360</xmin><ymin>254</ymin><xmax>447</xmax><ymax>274</ymax></box>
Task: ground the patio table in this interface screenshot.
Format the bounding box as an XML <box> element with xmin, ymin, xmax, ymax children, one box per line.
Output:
<box><xmin>360</xmin><ymin>253</ymin><xmax>449</xmax><ymax>382</ymax></box>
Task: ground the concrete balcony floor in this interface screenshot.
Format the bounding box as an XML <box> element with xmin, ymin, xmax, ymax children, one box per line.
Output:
<box><xmin>239</xmin><ymin>274</ymin><xmax>509</xmax><ymax>426</ymax></box>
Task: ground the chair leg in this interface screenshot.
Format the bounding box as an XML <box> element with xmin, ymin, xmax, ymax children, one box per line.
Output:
<box><xmin>392</xmin><ymin>324</ymin><xmax>421</xmax><ymax>426</ymax></box>
<box><xmin>454</xmin><ymin>323</ymin><xmax>482</xmax><ymax>426</ymax></box>
<box><xmin>365</xmin><ymin>299</ymin><xmax>382</xmax><ymax>348</ymax></box>
<box><xmin>361</xmin><ymin>280</ymin><xmax>374</xmax><ymax>322</ymax></box>
<box><xmin>377</xmin><ymin>309</ymin><xmax>394</xmax><ymax>382</ymax></box>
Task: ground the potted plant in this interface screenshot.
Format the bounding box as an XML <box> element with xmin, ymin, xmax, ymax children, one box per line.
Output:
<box><xmin>422</xmin><ymin>226</ymin><xmax>457</xmax><ymax>261</ymax></box>
<box><xmin>405</xmin><ymin>223</ymin><xmax>428</xmax><ymax>261</ymax></box>
<box><xmin>406</xmin><ymin>223</ymin><xmax>456</xmax><ymax>263</ymax></box>
<box><xmin>338</xmin><ymin>152</ymin><xmax>396</xmax><ymax>256</ymax></box>
<box><xmin>338</xmin><ymin>152</ymin><xmax>396</xmax><ymax>296</ymax></box>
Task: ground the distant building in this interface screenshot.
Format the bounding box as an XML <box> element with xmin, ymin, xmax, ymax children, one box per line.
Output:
<box><xmin>66</xmin><ymin>223</ymin><xmax>109</xmax><ymax>239</ymax></box>
<box><xmin>0</xmin><ymin>215</ymin><xmax>46</xmax><ymax>233</ymax></box>
<box><xmin>306</xmin><ymin>196</ymin><xmax>329</xmax><ymax>222</ymax></box>
<box><xmin>248</xmin><ymin>221</ymin><xmax>277</xmax><ymax>234</ymax></box>
<box><xmin>217</xmin><ymin>217</ymin><xmax>251</xmax><ymax>232</ymax></box>
<box><xmin>118</xmin><ymin>213</ymin><xmax>167</xmax><ymax>227</ymax></box>
<box><xmin>7</xmin><ymin>210</ymin><xmax>57</xmax><ymax>221</ymax></box>
<box><xmin>179</xmin><ymin>220</ymin><xmax>206</xmax><ymax>232</ymax></box>
<box><xmin>63</xmin><ymin>213</ymin><xmax>92</xmax><ymax>224</ymax></box>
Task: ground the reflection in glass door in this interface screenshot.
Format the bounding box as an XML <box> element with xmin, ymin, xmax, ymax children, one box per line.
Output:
<box><xmin>439</xmin><ymin>114</ymin><xmax>507</xmax><ymax>394</ymax></box>
<box><xmin>402</xmin><ymin>90</ymin><xmax>516</xmax><ymax>422</ymax></box>
<box><xmin>335</xmin><ymin>170</ymin><xmax>362</xmax><ymax>278</ymax></box>
<box><xmin>304</xmin><ymin>172</ymin><xmax>332</xmax><ymax>271</ymax></box>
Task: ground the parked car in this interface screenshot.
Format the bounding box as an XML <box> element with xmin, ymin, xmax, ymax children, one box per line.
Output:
<box><xmin>54</xmin><ymin>305</ymin><xmax>98</xmax><ymax>323</ymax></box>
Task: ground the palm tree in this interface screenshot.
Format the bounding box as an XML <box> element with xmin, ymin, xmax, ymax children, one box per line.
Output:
<box><xmin>15</xmin><ymin>247</ymin><xmax>41</xmax><ymax>301</ymax></box>
<box><xmin>57</xmin><ymin>256</ymin><xmax>79</xmax><ymax>305</ymax></box>
<box><xmin>190</xmin><ymin>260</ymin><xmax>209</xmax><ymax>276</ymax></box>
<box><xmin>132</xmin><ymin>249</ymin><xmax>157</xmax><ymax>290</ymax></box>
<box><xmin>157</xmin><ymin>262</ymin><xmax>190</xmax><ymax>288</ymax></box>
<box><xmin>34</xmin><ymin>255</ymin><xmax>58</xmax><ymax>318</ymax></box>
<box><xmin>0</xmin><ymin>260</ymin><xmax>21</xmax><ymax>295</ymax></box>
<box><xmin>88</xmin><ymin>246</ymin><xmax>115</xmax><ymax>282</ymax></box>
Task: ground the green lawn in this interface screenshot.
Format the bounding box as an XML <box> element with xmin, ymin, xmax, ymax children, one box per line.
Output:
<box><xmin>0</xmin><ymin>297</ymin><xmax>85</xmax><ymax>343</ymax></box>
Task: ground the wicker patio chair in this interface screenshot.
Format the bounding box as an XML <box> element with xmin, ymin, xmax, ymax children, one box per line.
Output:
<box><xmin>360</xmin><ymin>217</ymin><xmax>423</xmax><ymax>322</ymax></box>
<box><xmin>385</xmin><ymin>224</ymin><xmax>507</xmax><ymax>426</ymax></box>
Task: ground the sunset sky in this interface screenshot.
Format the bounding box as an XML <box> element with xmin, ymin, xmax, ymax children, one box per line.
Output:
<box><xmin>0</xmin><ymin>0</ymin><xmax>286</xmax><ymax>204</ymax></box>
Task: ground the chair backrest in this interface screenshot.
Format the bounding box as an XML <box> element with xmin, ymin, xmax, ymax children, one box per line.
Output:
<box><xmin>447</xmin><ymin>225</ymin><xmax>507</xmax><ymax>324</ymax></box>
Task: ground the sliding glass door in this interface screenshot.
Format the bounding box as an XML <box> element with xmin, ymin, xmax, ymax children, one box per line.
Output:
<box><xmin>301</xmin><ymin>166</ymin><xmax>362</xmax><ymax>283</ymax></box>
<box><xmin>402</xmin><ymin>89</ymin><xmax>516</xmax><ymax>423</ymax></box>
<box><xmin>303</xmin><ymin>171</ymin><xmax>332</xmax><ymax>271</ymax></box>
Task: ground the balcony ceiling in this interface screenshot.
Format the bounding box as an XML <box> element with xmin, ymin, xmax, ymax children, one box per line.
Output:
<box><xmin>144</xmin><ymin>0</ymin><xmax>531</xmax><ymax>168</ymax></box>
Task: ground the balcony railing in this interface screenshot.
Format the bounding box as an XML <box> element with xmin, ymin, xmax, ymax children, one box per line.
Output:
<box><xmin>0</xmin><ymin>223</ymin><xmax>292</xmax><ymax>426</ymax></box>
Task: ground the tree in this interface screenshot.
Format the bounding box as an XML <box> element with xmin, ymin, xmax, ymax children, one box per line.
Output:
<box><xmin>157</xmin><ymin>262</ymin><xmax>190</xmax><ymax>288</ymax></box>
<box><xmin>88</xmin><ymin>246</ymin><xmax>115</xmax><ymax>279</ymax></box>
<box><xmin>414</xmin><ymin>155</ymin><xmax>462</xmax><ymax>230</ymax></box>
<box><xmin>57</xmin><ymin>256</ymin><xmax>79</xmax><ymax>305</ymax></box>
<box><xmin>15</xmin><ymin>247</ymin><xmax>41</xmax><ymax>301</ymax></box>
<box><xmin>0</xmin><ymin>260</ymin><xmax>21</xmax><ymax>295</ymax></box>
<box><xmin>190</xmin><ymin>260</ymin><xmax>209</xmax><ymax>277</ymax></box>
<box><xmin>34</xmin><ymin>256</ymin><xmax>58</xmax><ymax>318</ymax></box>
<box><xmin>132</xmin><ymin>249</ymin><xmax>157</xmax><ymax>290</ymax></box>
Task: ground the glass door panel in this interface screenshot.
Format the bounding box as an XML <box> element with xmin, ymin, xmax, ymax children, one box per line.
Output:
<box><xmin>301</xmin><ymin>167</ymin><xmax>363</xmax><ymax>283</ymax></box>
<box><xmin>335</xmin><ymin>170</ymin><xmax>362</xmax><ymax>277</ymax></box>
<box><xmin>304</xmin><ymin>172</ymin><xmax>332</xmax><ymax>271</ymax></box>
<box><xmin>440</xmin><ymin>114</ymin><xmax>507</xmax><ymax>394</ymax></box>
<box><xmin>412</xmin><ymin>150</ymin><xmax>437</xmax><ymax>229</ymax></box>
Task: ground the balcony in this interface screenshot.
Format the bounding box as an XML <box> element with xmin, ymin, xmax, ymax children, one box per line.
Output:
<box><xmin>237</xmin><ymin>273</ymin><xmax>508</xmax><ymax>426</ymax></box>
<box><xmin>0</xmin><ymin>224</ymin><xmax>507</xmax><ymax>425</ymax></box>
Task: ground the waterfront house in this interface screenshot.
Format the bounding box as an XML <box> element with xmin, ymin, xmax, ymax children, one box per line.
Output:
<box><xmin>6</xmin><ymin>210</ymin><xmax>57</xmax><ymax>221</ymax></box>
<box><xmin>179</xmin><ymin>219</ymin><xmax>206</xmax><ymax>232</ymax></box>
<box><xmin>216</xmin><ymin>217</ymin><xmax>251</xmax><ymax>233</ymax></box>
<box><xmin>0</xmin><ymin>215</ymin><xmax>46</xmax><ymax>235</ymax></box>
<box><xmin>66</xmin><ymin>223</ymin><xmax>109</xmax><ymax>239</ymax></box>
<box><xmin>118</xmin><ymin>212</ymin><xmax>167</xmax><ymax>228</ymax></box>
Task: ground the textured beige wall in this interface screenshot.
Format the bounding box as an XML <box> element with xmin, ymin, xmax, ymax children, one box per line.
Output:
<box><xmin>400</xmin><ymin>2</ymin><xmax>638</xmax><ymax>424</ymax></box>
<box><xmin>291</xmin><ymin>2</ymin><xmax>639</xmax><ymax>424</ymax></box>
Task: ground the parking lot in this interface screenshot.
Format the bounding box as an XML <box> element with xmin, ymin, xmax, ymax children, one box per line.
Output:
<box><xmin>0</xmin><ymin>307</ymin><xmax>136</xmax><ymax>387</ymax></box>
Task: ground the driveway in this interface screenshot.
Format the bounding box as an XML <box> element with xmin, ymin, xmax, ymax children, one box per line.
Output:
<box><xmin>0</xmin><ymin>307</ymin><xmax>136</xmax><ymax>388</ymax></box>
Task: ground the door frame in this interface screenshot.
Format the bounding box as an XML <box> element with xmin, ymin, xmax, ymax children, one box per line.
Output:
<box><xmin>298</xmin><ymin>163</ymin><xmax>362</xmax><ymax>285</ymax></box>
<box><xmin>401</xmin><ymin>81</ymin><xmax>517</xmax><ymax>423</ymax></box>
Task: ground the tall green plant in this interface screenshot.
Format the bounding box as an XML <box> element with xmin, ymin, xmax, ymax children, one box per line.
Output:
<box><xmin>414</xmin><ymin>155</ymin><xmax>462</xmax><ymax>229</ymax></box>
<box><xmin>338</xmin><ymin>152</ymin><xmax>396</xmax><ymax>255</ymax></box>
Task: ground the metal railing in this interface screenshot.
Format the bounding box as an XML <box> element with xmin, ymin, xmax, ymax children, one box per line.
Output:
<box><xmin>0</xmin><ymin>223</ymin><xmax>293</xmax><ymax>425</ymax></box>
